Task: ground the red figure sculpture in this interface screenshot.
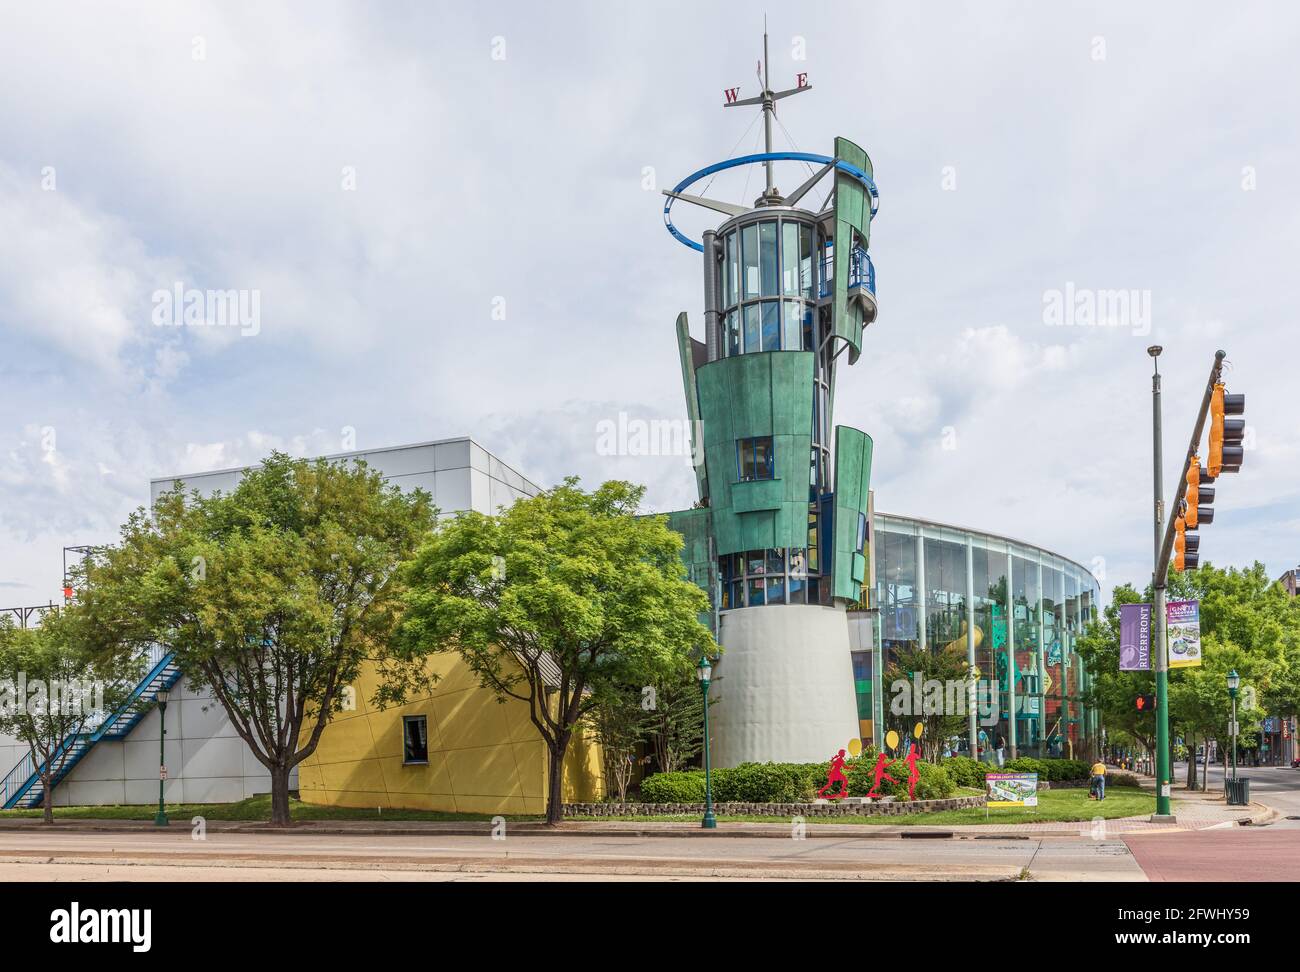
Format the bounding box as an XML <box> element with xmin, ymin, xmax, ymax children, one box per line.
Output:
<box><xmin>817</xmin><ymin>749</ymin><xmax>850</xmax><ymax>799</ymax></box>
<box><xmin>867</xmin><ymin>752</ymin><xmax>898</xmax><ymax>798</ymax></box>
<box><xmin>904</xmin><ymin>743</ymin><xmax>921</xmax><ymax>801</ymax></box>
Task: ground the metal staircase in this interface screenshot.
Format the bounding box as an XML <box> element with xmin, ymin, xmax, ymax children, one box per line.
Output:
<box><xmin>0</xmin><ymin>645</ymin><xmax>181</xmax><ymax>809</ymax></box>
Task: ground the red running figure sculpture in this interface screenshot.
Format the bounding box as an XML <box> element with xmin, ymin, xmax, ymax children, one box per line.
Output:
<box><xmin>817</xmin><ymin>749</ymin><xmax>850</xmax><ymax>799</ymax></box>
<box><xmin>904</xmin><ymin>743</ymin><xmax>922</xmax><ymax>801</ymax></box>
<box><xmin>867</xmin><ymin>752</ymin><xmax>899</xmax><ymax>798</ymax></box>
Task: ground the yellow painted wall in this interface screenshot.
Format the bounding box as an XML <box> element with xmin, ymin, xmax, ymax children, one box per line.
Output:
<box><xmin>296</xmin><ymin>654</ymin><xmax>603</xmax><ymax>815</ymax></box>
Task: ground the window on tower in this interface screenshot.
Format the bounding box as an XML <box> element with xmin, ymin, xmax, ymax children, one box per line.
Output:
<box><xmin>741</xmin><ymin>224</ymin><xmax>760</xmax><ymax>299</ymax></box>
<box><xmin>759</xmin><ymin>221</ymin><xmax>778</xmax><ymax>297</ymax></box>
<box><xmin>737</xmin><ymin>436</ymin><xmax>775</xmax><ymax>482</ymax></box>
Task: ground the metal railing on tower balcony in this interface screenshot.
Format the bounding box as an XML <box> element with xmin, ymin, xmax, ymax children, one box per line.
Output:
<box><xmin>819</xmin><ymin>246</ymin><xmax>876</xmax><ymax>299</ymax></box>
<box><xmin>0</xmin><ymin>643</ymin><xmax>181</xmax><ymax>809</ymax></box>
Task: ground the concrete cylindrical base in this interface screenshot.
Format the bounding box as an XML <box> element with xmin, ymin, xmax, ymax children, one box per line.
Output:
<box><xmin>710</xmin><ymin>603</ymin><xmax>859</xmax><ymax>767</ymax></box>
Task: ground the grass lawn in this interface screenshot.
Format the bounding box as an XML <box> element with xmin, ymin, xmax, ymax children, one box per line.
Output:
<box><xmin>568</xmin><ymin>786</ymin><xmax>1154</xmax><ymax>826</ymax></box>
<box><xmin>0</xmin><ymin>794</ymin><xmax>527</xmax><ymax>823</ymax></box>
<box><xmin>0</xmin><ymin>787</ymin><xmax>1154</xmax><ymax>827</ymax></box>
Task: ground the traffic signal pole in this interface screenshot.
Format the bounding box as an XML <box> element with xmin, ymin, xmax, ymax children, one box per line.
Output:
<box><xmin>1148</xmin><ymin>348</ymin><xmax>1227</xmax><ymax>822</ymax></box>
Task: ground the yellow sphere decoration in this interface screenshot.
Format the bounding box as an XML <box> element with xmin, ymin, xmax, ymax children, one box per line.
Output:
<box><xmin>885</xmin><ymin>730</ymin><xmax>899</xmax><ymax>751</ymax></box>
<box><xmin>847</xmin><ymin>737</ymin><xmax>863</xmax><ymax>757</ymax></box>
<box><xmin>913</xmin><ymin>722</ymin><xmax>924</xmax><ymax>739</ymax></box>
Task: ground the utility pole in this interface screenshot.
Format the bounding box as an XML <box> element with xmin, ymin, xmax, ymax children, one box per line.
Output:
<box><xmin>1148</xmin><ymin>347</ymin><xmax>1230</xmax><ymax>822</ymax></box>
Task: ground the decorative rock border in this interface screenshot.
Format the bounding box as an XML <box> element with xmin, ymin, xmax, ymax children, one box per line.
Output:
<box><xmin>563</xmin><ymin>795</ymin><xmax>985</xmax><ymax>818</ymax></box>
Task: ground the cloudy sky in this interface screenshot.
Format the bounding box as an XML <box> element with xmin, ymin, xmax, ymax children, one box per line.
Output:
<box><xmin>2</xmin><ymin>1</ymin><xmax>1298</xmax><ymax>607</ymax></box>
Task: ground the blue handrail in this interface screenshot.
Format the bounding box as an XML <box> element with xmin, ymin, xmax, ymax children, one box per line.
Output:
<box><xmin>818</xmin><ymin>246</ymin><xmax>876</xmax><ymax>299</ymax></box>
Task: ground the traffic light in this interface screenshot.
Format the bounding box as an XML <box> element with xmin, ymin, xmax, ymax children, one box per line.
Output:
<box><xmin>1135</xmin><ymin>694</ymin><xmax>1156</xmax><ymax>712</ymax></box>
<box><xmin>1173</xmin><ymin>515</ymin><xmax>1200</xmax><ymax>571</ymax></box>
<box><xmin>1182</xmin><ymin>457</ymin><xmax>1215</xmax><ymax>529</ymax></box>
<box><xmin>1209</xmin><ymin>382</ymin><xmax>1246</xmax><ymax>477</ymax></box>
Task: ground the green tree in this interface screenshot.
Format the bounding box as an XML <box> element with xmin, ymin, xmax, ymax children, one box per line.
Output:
<box><xmin>76</xmin><ymin>452</ymin><xmax>434</xmax><ymax>825</ymax></box>
<box><xmin>398</xmin><ymin>478</ymin><xmax>714</xmax><ymax>824</ymax></box>
<box><xmin>590</xmin><ymin>685</ymin><xmax>644</xmax><ymax>802</ymax></box>
<box><xmin>643</xmin><ymin>671</ymin><xmax>707</xmax><ymax>775</ymax></box>
<box><xmin>1075</xmin><ymin>584</ymin><xmax>1157</xmax><ymax>758</ymax></box>
<box><xmin>1078</xmin><ymin>563</ymin><xmax>1300</xmax><ymax>783</ymax></box>
<box><xmin>884</xmin><ymin>642</ymin><xmax>970</xmax><ymax>761</ymax></box>
<box><xmin>0</xmin><ymin>610</ymin><xmax>142</xmax><ymax>823</ymax></box>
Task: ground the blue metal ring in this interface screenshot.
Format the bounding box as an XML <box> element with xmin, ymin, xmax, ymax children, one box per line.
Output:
<box><xmin>663</xmin><ymin>151</ymin><xmax>879</xmax><ymax>251</ymax></box>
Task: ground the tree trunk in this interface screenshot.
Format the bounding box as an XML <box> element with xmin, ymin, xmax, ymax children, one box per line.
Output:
<box><xmin>42</xmin><ymin>773</ymin><xmax>53</xmax><ymax>825</ymax></box>
<box><xmin>269</xmin><ymin>764</ymin><xmax>293</xmax><ymax>826</ymax></box>
<box><xmin>545</xmin><ymin>739</ymin><xmax>568</xmax><ymax>825</ymax></box>
<box><xmin>1185</xmin><ymin>735</ymin><xmax>1197</xmax><ymax>790</ymax></box>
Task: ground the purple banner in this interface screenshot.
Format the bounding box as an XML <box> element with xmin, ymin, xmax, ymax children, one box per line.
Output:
<box><xmin>1119</xmin><ymin>603</ymin><xmax>1151</xmax><ymax>671</ymax></box>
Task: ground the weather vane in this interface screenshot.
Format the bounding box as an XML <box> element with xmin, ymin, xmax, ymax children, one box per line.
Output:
<box><xmin>719</xmin><ymin>25</ymin><xmax>812</xmax><ymax>202</ymax></box>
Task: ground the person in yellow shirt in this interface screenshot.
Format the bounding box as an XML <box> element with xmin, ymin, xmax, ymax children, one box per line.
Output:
<box><xmin>1090</xmin><ymin>760</ymin><xmax>1107</xmax><ymax>801</ymax></box>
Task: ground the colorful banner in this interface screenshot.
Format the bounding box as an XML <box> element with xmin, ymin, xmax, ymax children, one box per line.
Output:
<box><xmin>1167</xmin><ymin>600</ymin><xmax>1202</xmax><ymax>669</ymax></box>
<box><xmin>986</xmin><ymin>773</ymin><xmax>1038</xmax><ymax>807</ymax></box>
<box><xmin>1119</xmin><ymin>603</ymin><xmax>1152</xmax><ymax>671</ymax></box>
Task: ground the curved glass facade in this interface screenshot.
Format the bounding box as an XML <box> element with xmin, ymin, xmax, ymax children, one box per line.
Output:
<box><xmin>856</xmin><ymin>513</ymin><xmax>1101</xmax><ymax>761</ymax></box>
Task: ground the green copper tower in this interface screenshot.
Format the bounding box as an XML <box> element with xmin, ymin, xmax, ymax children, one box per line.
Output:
<box><xmin>662</xmin><ymin>31</ymin><xmax>880</xmax><ymax>766</ymax></box>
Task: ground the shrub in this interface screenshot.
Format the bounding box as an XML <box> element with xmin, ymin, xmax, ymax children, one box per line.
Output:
<box><xmin>839</xmin><ymin>748</ymin><xmax>955</xmax><ymax>801</ymax></box>
<box><xmin>639</xmin><ymin>771</ymin><xmax>706</xmax><ymax>803</ymax></box>
<box><xmin>942</xmin><ymin>755</ymin><xmax>990</xmax><ymax>788</ymax></box>
<box><xmin>640</xmin><ymin>762</ymin><xmax>819</xmax><ymax>804</ymax></box>
<box><xmin>637</xmin><ymin>755</ymin><xmax>955</xmax><ymax>805</ymax></box>
<box><xmin>714</xmin><ymin>762</ymin><xmax>816</xmax><ymax>802</ymax></box>
<box><xmin>1003</xmin><ymin>757</ymin><xmax>1091</xmax><ymax>781</ymax></box>
<box><xmin>1107</xmin><ymin>772</ymin><xmax>1139</xmax><ymax>788</ymax></box>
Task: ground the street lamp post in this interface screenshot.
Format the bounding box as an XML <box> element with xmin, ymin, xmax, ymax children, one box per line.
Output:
<box><xmin>696</xmin><ymin>656</ymin><xmax>716</xmax><ymax>830</ymax></box>
<box><xmin>1227</xmin><ymin>669</ymin><xmax>1239</xmax><ymax>787</ymax></box>
<box><xmin>154</xmin><ymin>688</ymin><xmax>169</xmax><ymax>827</ymax></box>
<box><xmin>1148</xmin><ymin>345</ymin><xmax>1174</xmax><ymax>820</ymax></box>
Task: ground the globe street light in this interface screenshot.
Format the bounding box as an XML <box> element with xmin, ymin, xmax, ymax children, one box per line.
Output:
<box><xmin>696</xmin><ymin>655</ymin><xmax>716</xmax><ymax>830</ymax></box>
<box><xmin>154</xmin><ymin>687</ymin><xmax>170</xmax><ymax>827</ymax></box>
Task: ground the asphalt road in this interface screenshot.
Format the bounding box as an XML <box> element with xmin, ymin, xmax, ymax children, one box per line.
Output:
<box><xmin>0</xmin><ymin>765</ymin><xmax>1296</xmax><ymax>882</ymax></box>
<box><xmin>1175</xmin><ymin>760</ymin><xmax>1300</xmax><ymax>825</ymax></box>
<box><xmin>0</xmin><ymin>828</ymin><xmax>1146</xmax><ymax>882</ymax></box>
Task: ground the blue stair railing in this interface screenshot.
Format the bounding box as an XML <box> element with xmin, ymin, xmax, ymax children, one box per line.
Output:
<box><xmin>0</xmin><ymin>644</ymin><xmax>182</xmax><ymax>809</ymax></box>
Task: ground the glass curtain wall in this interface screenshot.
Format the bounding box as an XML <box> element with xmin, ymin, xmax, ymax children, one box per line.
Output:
<box><xmin>970</xmin><ymin>540</ymin><xmax>1008</xmax><ymax>763</ymax></box>
<box><xmin>1011</xmin><ymin>551</ymin><xmax>1042</xmax><ymax>757</ymax></box>
<box><xmin>1042</xmin><ymin>561</ymin><xmax>1064</xmax><ymax>757</ymax></box>
<box><xmin>1065</xmin><ymin>570</ymin><xmax>1082</xmax><ymax>757</ymax></box>
<box><xmin>861</xmin><ymin>518</ymin><xmax>1099</xmax><ymax>763</ymax></box>
<box><xmin>876</xmin><ymin>521</ymin><xmax>920</xmax><ymax>661</ymax></box>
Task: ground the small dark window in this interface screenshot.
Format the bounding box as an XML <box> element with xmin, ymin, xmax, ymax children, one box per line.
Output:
<box><xmin>737</xmin><ymin>436</ymin><xmax>775</xmax><ymax>482</ymax></box>
<box><xmin>403</xmin><ymin>715</ymin><xmax>429</xmax><ymax>764</ymax></box>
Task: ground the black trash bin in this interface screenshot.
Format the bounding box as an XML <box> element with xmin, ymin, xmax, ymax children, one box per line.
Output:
<box><xmin>1225</xmin><ymin>777</ymin><xmax>1251</xmax><ymax>806</ymax></box>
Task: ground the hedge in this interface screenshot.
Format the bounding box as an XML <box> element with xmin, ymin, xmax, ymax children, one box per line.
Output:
<box><xmin>639</xmin><ymin>754</ymin><xmax>955</xmax><ymax>804</ymax></box>
<box><xmin>1003</xmin><ymin>757</ymin><xmax>1092</xmax><ymax>782</ymax></box>
<box><xmin>940</xmin><ymin>755</ymin><xmax>990</xmax><ymax>788</ymax></box>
